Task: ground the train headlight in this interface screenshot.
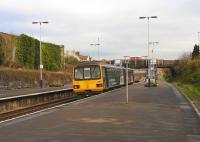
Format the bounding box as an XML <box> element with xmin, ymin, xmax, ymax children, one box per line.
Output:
<box><xmin>73</xmin><ymin>85</ymin><xmax>80</xmax><ymax>89</ymax></box>
<box><xmin>96</xmin><ymin>84</ymin><xmax>103</xmax><ymax>87</ymax></box>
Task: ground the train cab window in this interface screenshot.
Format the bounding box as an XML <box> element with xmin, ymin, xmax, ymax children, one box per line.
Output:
<box><xmin>75</xmin><ymin>68</ymin><xmax>84</xmax><ymax>79</ymax></box>
<box><xmin>91</xmin><ymin>66</ymin><xmax>100</xmax><ymax>79</ymax></box>
<box><xmin>74</xmin><ymin>66</ymin><xmax>100</xmax><ymax>80</ymax></box>
<box><xmin>84</xmin><ymin>68</ymin><xmax>91</xmax><ymax>79</ymax></box>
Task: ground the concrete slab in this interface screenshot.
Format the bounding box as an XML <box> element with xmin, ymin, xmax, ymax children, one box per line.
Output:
<box><xmin>0</xmin><ymin>82</ymin><xmax>199</xmax><ymax>142</ymax></box>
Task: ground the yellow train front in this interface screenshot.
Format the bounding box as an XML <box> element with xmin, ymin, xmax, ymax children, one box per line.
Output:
<box><xmin>73</xmin><ymin>62</ymin><xmax>103</xmax><ymax>95</ymax></box>
<box><xmin>73</xmin><ymin>61</ymin><xmax>134</xmax><ymax>95</ymax></box>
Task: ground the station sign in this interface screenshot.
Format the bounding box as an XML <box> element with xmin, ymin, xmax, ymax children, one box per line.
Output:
<box><xmin>130</xmin><ymin>56</ymin><xmax>140</xmax><ymax>61</ymax></box>
<box><xmin>40</xmin><ymin>65</ymin><xmax>43</xmax><ymax>69</ymax></box>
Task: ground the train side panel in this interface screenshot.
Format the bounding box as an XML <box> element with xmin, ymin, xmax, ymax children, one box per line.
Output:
<box><xmin>102</xmin><ymin>67</ymin><xmax>124</xmax><ymax>89</ymax></box>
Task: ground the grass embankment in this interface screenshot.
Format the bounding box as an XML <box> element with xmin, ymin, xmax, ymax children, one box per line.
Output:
<box><xmin>173</xmin><ymin>82</ymin><xmax>200</xmax><ymax>111</ymax></box>
<box><xmin>161</xmin><ymin>60</ymin><xmax>200</xmax><ymax>112</ymax></box>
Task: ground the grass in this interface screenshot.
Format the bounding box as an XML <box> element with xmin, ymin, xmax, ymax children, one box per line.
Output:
<box><xmin>173</xmin><ymin>82</ymin><xmax>200</xmax><ymax>111</ymax></box>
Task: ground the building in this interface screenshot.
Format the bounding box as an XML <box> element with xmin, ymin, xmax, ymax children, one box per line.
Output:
<box><xmin>65</xmin><ymin>50</ymin><xmax>94</xmax><ymax>62</ymax></box>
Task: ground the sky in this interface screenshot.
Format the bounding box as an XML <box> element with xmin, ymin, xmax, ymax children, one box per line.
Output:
<box><xmin>0</xmin><ymin>0</ymin><xmax>200</xmax><ymax>60</ymax></box>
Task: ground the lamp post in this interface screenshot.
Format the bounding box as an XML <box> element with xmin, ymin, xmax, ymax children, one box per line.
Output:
<box><xmin>32</xmin><ymin>21</ymin><xmax>49</xmax><ymax>88</ymax></box>
<box><xmin>90</xmin><ymin>37</ymin><xmax>100</xmax><ymax>60</ymax></box>
<box><xmin>139</xmin><ymin>16</ymin><xmax>157</xmax><ymax>87</ymax></box>
<box><xmin>124</xmin><ymin>56</ymin><xmax>130</xmax><ymax>104</ymax></box>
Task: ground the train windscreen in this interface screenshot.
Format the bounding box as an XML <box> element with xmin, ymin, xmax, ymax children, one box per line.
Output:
<box><xmin>74</xmin><ymin>66</ymin><xmax>100</xmax><ymax>80</ymax></box>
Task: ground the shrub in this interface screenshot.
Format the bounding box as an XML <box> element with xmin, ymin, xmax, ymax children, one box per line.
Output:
<box><xmin>42</xmin><ymin>43</ymin><xmax>61</xmax><ymax>71</ymax></box>
<box><xmin>0</xmin><ymin>36</ymin><xmax>5</xmax><ymax>65</ymax></box>
<box><xmin>174</xmin><ymin>60</ymin><xmax>200</xmax><ymax>84</ymax></box>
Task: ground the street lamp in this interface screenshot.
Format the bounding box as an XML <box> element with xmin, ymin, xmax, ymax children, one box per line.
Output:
<box><xmin>139</xmin><ymin>16</ymin><xmax>158</xmax><ymax>87</ymax></box>
<box><xmin>124</xmin><ymin>56</ymin><xmax>130</xmax><ymax>104</ymax></box>
<box><xmin>90</xmin><ymin>37</ymin><xmax>100</xmax><ymax>60</ymax></box>
<box><xmin>32</xmin><ymin>21</ymin><xmax>49</xmax><ymax>88</ymax></box>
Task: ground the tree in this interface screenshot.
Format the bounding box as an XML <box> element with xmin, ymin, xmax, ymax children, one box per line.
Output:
<box><xmin>0</xmin><ymin>47</ymin><xmax>4</xmax><ymax>65</ymax></box>
<box><xmin>0</xmin><ymin>37</ymin><xmax>4</xmax><ymax>65</ymax></box>
<box><xmin>179</xmin><ymin>52</ymin><xmax>191</xmax><ymax>60</ymax></box>
<box><xmin>192</xmin><ymin>44</ymin><xmax>199</xmax><ymax>59</ymax></box>
<box><xmin>65</xmin><ymin>56</ymin><xmax>79</xmax><ymax>65</ymax></box>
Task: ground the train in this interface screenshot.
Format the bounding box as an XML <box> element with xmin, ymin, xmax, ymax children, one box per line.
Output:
<box><xmin>73</xmin><ymin>61</ymin><xmax>134</xmax><ymax>95</ymax></box>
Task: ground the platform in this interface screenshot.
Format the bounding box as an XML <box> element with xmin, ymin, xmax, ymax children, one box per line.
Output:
<box><xmin>0</xmin><ymin>84</ymin><xmax>72</xmax><ymax>98</ymax></box>
<box><xmin>0</xmin><ymin>82</ymin><xmax>200</xmax><ymax>142</ymax></box>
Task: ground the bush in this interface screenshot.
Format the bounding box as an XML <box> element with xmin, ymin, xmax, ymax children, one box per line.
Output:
<box><xmin>42</xmin><ymin>43</ymin><xmax>61</xmax><ymax>71</ymax></box>
<box><xmin>15</xmin><ymin>34</ymin><xmax>38</xmax><ymax>69</ymax></box>
<box><xmin>174</xmin><ymin>60</ymin><xmax>200</xmax><ymax>84</ymax></box>
<box><xmin>0</xmin><ymin>36</ymin><xmax>5</xmax><ymax>65</ymax></box>
<box><xmin>15</xmin><ymin>34</ymin><xmax>61</xmax><ymax>71</ymax></box>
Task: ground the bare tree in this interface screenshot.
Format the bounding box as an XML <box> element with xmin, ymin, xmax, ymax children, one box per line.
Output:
<box><xmin>178</xmin><ymin>52</ymin><xmax>191</xmax><ymax>60</ymax></box>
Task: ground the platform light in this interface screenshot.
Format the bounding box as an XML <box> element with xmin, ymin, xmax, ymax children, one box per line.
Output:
<box><xmin>32</xmin><ymin>21</ymin><xmax>49</xmax><ymax>88</ymax></box>
<box><xmin>139</xmin><ymin>16</ymin><xmax>158</xmax><ymax>87</ymax></box>
<box><xmin>124</xmin><ymin>56</ymin><xmax>130</xmax><ymax>104</ymax></box>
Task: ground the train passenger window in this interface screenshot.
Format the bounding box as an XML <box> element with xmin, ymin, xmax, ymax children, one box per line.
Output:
<box><xmin>84</xmin><ymin>68</ymin><xmax>91</xmax><ymax>79</ymax></box>
<box><xmin>91</xmin><ymin>66</ymin><xmax>100</xmax><ymax>79</ymax></box>
<box><xmin>75</xmin><ymin>68</ymin><xmax>83</xmax><ymax>79</ymax></box>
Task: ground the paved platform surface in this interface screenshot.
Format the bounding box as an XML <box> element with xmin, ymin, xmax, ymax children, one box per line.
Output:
<box><xmin>0</xmin><ymin>81</ymin><xmax>200</xmax><ymax>142</ymax></box>
<box><xmin>0</xmin><ymin>84</ymin><xmax>72</xmax><ymax>98</ymax></box>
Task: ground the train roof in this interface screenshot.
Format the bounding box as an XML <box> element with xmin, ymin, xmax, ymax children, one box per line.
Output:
<box><xmin>74</xmin><ymin>61</ymin><xmax>102</xmax><ymax>66</ymax></box>
<box><xmin>74</xmin><ymin>61</ymin><xmax>134</xmax><ymax>70</ymax></box>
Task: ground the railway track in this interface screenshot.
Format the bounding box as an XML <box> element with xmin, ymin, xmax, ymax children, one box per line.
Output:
<box><xmin>0</xmin><ymin>89</ymin><xmax>80</xmax><ymax>122</ymax></box>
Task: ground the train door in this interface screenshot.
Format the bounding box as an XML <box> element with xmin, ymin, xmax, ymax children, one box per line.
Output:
<box><xmin>102</xmin><ymin>67</ymin><xmax>108</xmax><ymax>89</ymax></box>
<box><xmin>120</xmin><ymin>69</ymin><xmax>124</xmax><ymax>85</ymax></box>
